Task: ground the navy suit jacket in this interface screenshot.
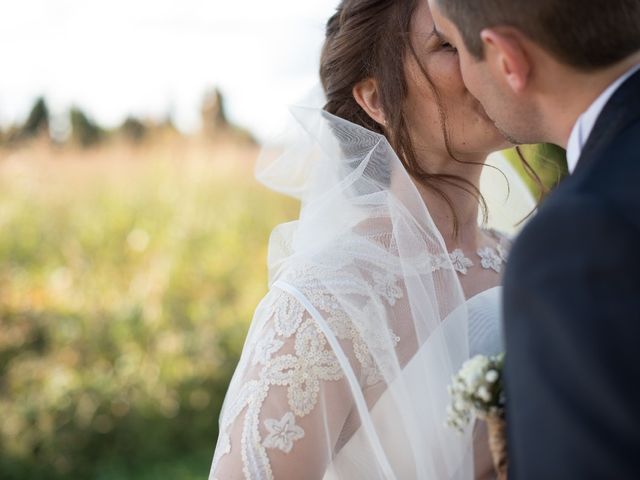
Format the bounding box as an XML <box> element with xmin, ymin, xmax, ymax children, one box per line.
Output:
<box><xmin>504</xmin><ymin>68</ymin><xmax>640</xmax><ymax>479</ymax></box>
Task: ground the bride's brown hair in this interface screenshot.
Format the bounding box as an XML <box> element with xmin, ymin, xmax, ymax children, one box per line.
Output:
<box><xmin>320</xmin><ymin>0</ymin><xmax>541</xmax><ymax>234</ymax></box>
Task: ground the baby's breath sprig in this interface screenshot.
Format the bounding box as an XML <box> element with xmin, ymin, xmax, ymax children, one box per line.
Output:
<box><xmin>446</xmin><ymin>353</ymin><xmax>505</xmax><ymax>432</ymax></box>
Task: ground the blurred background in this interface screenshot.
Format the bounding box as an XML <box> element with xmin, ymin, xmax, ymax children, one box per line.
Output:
<box><xmin>0</xmin><ymin>1</ymin><xmax>567</xmax><ymax>479</ymax></box>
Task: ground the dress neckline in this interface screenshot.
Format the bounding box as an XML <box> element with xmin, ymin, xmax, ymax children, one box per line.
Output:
<box><xmin>465</xmin><ymin>285</ymin><xmax>502</xmax><ymax>305</ymax></box>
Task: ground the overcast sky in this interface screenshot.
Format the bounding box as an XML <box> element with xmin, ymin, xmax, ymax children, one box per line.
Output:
<box><xmin>0</xmin><ymin>0</ymin><xmax>339</xmax><ymax>140</ymax></box>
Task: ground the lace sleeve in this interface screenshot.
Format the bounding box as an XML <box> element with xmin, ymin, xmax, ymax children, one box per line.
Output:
<box><xmin>209</xmin><ymin>287</ymin><xmax>355</xmax><ymax>480</ymax></box>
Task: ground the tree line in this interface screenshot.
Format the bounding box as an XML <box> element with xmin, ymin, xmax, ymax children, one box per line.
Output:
<box><xmin>0</xmin><ymin>88</ymin><xmax>255</xmax><ymax>149</ymax></box>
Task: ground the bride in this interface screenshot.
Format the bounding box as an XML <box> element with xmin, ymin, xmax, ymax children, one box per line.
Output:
<box><xmin>210</xmin><ymin>0</ymin><xmax>536</xmax><ymax>479</ymax></box>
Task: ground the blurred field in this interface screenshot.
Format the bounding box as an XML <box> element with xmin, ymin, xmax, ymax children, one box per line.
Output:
<box><xmin>0</xmin><ymin>136</ymin><xmax>298</xmax><ymax>479</ymax></box>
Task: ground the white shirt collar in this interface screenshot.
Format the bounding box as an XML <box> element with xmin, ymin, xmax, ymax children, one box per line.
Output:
<box><xmin>566</xmin><ymin>63</ymin><xmax>640</xmax><ymax>173</ymax></box>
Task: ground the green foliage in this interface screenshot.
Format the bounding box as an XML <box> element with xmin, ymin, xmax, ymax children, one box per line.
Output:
<box><xmin>201</xmin><ymin>89</ymin><xmax>228</xmax><ymax>132</ymax></box>
<box><xmin>503</xmin><ymin>143</ymin><xmax>569</xmax><ymax>200</ymax></box>
<box><xmin>120</xmin><ymin>117</ymin><xmax>148</xmax><ymax>144</ymax></box>
<box><xmin>70</xmin><ymin>107</ymin><xmax>104</xmax><ymax>147</ymax></box>
<box><xmin>0</xmin><ymin>155</ymin><xmax>298</xmax><ymax>479</ymax></box>
<box><xmin>21</xmin><ymin>97</ymin><xmax>50</xmax><ymax>139</ymax></box>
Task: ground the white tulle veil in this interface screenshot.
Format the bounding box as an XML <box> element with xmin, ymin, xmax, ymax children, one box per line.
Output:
<box><xmin>209</xmin><ymin>94</ymin><xmax>534</xmax><ymax>479</ymax></box>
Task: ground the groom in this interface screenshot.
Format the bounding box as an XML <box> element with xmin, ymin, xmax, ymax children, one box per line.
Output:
<box><xmin>428</xmin><ymin>0</ymin><xmax>640</xmax><ymax>478</ymax></box>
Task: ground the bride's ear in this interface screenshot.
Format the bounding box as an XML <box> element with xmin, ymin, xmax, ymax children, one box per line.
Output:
<box><xmin>353</xmin><ymin>78</ymin><xmax>387</xmax><ymax>127</ymax></box>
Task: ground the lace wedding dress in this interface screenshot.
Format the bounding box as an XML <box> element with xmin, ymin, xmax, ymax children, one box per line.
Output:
<box><xmin>209</xmin><ymin>106</ymin><xmax>532</xmax><ymax>480</ymax></box>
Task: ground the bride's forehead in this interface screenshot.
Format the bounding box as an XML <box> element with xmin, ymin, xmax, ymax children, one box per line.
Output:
<box><xmin>410</xmin><ymin>0</ymin><xmax>436</xmax><ymax>36</ymax></box>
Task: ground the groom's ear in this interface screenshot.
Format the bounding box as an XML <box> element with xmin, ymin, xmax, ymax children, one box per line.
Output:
<box><xmin>353</xmin><ymin>78</ymin><xmax>387</xmax><ymax>127</ymax></box>
<box><xmin>480</xmin><ymin>27</ymin><xmax>531</xmax><ymax>94</ymax></box>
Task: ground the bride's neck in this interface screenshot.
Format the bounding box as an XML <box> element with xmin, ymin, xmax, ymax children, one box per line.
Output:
<box><xmin>411</xmin><ymin>154</ymin><xmax>487</xmax><ymax>252</ymax></box>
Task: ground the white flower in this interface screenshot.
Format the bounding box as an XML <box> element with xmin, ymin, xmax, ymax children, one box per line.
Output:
<box><xmin>485</xmin><ymin>370</ymin><xmax>499</xmax><ymax>383</ymax></box>
<box><xmin>477</xmin><ymin>247</ymin><xmax>503</xmax><ymax>273</ymax></box>
<box><xmin>263</xmin><ymin>412</ymin><xmax>305</xmax><ymax>453</ymax></box>
<box><xmin>449</xmin><ymin>249</ymin><xmax>474</xmax><ymax>275</ymax></box>
<box><xmin>459</xmin><ymin>355</ymin><xmax>489</xmax><ymax>387</ymax></box>
<box><xmin>446</xmin><ymin>353</ymin><xmax>505</xmax><ymax>432</ymax></box>
<box><xmin>478</xmin><ymin>386</ymin><xmax>491</xmax><ymax>402</ymax></box>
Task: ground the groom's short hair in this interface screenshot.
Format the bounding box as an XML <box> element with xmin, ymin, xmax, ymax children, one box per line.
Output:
<box><xmin>436</xmin><ymin>0</ymin><xmax>640</xmax><ymax>71</ymax></box>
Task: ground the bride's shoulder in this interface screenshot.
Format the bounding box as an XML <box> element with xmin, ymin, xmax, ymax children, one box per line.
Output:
<box><xmin>259</xmin><ymin>246</ymin><xmax>405</xmax><ymax>386</ymax></box>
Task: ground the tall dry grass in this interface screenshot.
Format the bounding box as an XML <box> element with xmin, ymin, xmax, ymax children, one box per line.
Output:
<box><xmin>0</xmin><ymin>135</ymin><xmax>298</xmax><ymax>479</ymax></box>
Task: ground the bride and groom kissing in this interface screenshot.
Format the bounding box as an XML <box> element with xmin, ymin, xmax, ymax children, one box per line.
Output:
<box><xmin>211</xmin><ymin>0</ymin><xmax>640</xmax><ymax>478</ymax></box>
